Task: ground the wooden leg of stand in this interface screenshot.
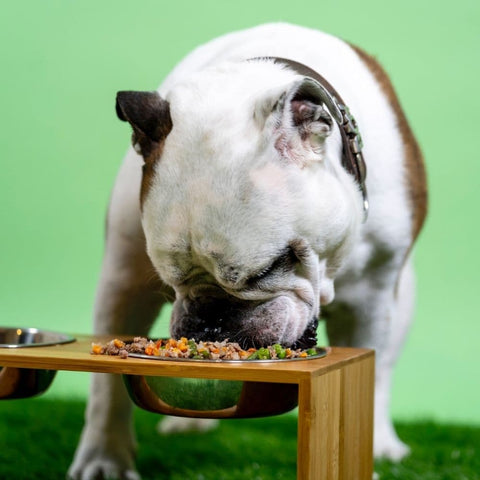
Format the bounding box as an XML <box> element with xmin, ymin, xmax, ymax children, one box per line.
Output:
<box><xmin>297</xmin><ymin>355</ymin><xmax>374</xmax><ymax>480</ymax></box>
<box><xmin>339</xmin><ymin>355</ymin><xmax>375</xmax><ymax>479</ymax></box>
<box><xmin>297</xmin><ymin>369</ymin><xmax>342</xmax><ymax>479</ymax></box>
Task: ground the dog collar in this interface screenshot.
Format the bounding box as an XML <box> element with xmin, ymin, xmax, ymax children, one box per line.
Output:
<box><xmin>249</xmin><ymin>57</ymin><xmax>369</xmax><ymax>221</ymax></box>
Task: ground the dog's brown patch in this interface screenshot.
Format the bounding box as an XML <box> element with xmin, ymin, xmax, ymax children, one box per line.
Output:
<box><xmin>116</xmin><ymin>91</ymin><xmax>173</xmax><ymax>208</ymax></box>
<box><xmin>349</xmin><ymin>45</ymin><xmax>428</xmax><ymax>243</ymax></box>
<box><xmin>140</xmin><ymin>142</ymin><xmax>166</xmax><ymax>207</ymax></box>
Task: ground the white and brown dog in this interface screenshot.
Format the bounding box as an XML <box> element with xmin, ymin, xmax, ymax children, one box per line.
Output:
<box><xmin>69</xmin><ymin>23</ymin><xmax>427</xmax><ymax>480</ymax></box>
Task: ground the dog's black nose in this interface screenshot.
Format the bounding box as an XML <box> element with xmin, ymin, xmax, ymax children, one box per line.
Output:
<box><xmin>171</xmin><ymin>297</ymin><xmax>243</xmax><ymax>344</ymax></box>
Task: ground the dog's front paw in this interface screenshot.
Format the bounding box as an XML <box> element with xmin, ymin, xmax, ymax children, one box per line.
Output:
<box><xmin>68</xmin><ymin>434</ymin><xmax>139</xmax><ymax>480</ymax></box>
<box><xmin>68</xmin><ymin>458</ymin><xmax>140</xmax><ymax>480</ymax></box>
<box><xmin>157</xmin><ymin>417</ymin><xmax>219</xmax><ymax>434</ymax></box>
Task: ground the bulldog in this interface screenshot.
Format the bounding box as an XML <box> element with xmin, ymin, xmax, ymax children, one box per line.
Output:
<box><xmin>68</xmin><ymin>23</ymin><xmax>427</xmax><ymax>480</ymax></box>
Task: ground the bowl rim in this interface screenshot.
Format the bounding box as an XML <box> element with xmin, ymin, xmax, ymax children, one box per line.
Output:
<box><xmin>0</xmin><ymin>327</ymin><xmax>76</xmax><ymax>348</ymax></box>
<box><xmin>127</xmin><ymin>346</ymin><xmax>329</xmax><ymax>363</ymax></box>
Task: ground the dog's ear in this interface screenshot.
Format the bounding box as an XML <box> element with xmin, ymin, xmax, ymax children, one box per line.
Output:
<box><xmin>262</xmin><ymin>78</ymin><xmax>334</xmax><ymax>164</ymax></box>
<box><xmin>288</xmin><ymin>78</ymin><xmax>333</xmax><ymax>138</ymax></box>
<box><xmin>116</xmin><ymin>91</ymin><xmax>172</xmax><ymax>158</ymax></box>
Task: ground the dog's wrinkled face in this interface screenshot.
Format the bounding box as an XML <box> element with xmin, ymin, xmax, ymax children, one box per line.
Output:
<box><xmin>116</xmin><ymin>62</ymin><xmax>362</xmax><ymax>348</ymax></box>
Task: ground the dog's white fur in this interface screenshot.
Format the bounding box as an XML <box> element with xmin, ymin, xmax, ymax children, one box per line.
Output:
<box><xmin>69</xmin><ymin>23</ymin><xmax>424</xmax><ymax>479</ymax></box>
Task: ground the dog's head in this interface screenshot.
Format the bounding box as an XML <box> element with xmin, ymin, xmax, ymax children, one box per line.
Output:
<box><xmin>116</xmin><ymin>61</ymin><xmax>363</xmax><ymax>348</ymax></box>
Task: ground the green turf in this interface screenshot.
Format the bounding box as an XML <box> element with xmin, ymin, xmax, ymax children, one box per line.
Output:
<box><xmin>0</xmin><ymin>399</ymin><xmax>478</xmax><ymax>479</ymax></box>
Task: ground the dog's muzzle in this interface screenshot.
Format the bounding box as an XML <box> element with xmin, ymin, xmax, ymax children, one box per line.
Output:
<box><xmin>170</xmin><ymin>294</ymin><xmax>318</xmax><ymax>349</ymax></box>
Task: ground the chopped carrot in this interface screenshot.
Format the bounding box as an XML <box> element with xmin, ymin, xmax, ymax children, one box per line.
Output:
<box><xmin>145</xmin><ymin>345</ymin><xmax>159</xmax><ymax>356</ymax></box>
<box><xmin>113</xmin><ymin>339</ymin><xmax>125</xmax><ymax>349</ymax></box>
<box><xmin>91</xmin><ymin>343</ymin><xmax>103</xmax><ymax>355</ymax></box>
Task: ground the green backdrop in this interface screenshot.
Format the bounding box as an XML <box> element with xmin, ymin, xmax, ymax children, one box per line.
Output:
<box><xmin>1</xmin><ymin>0</ymin><xmax>479</xmax><ymax>424</ymax></box>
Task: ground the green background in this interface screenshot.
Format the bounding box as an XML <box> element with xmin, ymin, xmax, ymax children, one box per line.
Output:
<box><xmin>1</xmin><ymin>0</ymin><xmax>478</xmax><ymax>424</ymax></box>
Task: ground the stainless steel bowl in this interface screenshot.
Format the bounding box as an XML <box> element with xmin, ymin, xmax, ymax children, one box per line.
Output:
<box><xmin>0</xmin><ymin>327</ymin><xmax>76</xmax><ymax>399</ymax></box>
<box><xmin>123</xmin><ymin>346</ymin><xmax>328</xmax><ymax>418</ymax></box>
<box><xmin>0</xmin><ymin>327</ymin><xmax>75</xmax><ymax>348</ymax></box>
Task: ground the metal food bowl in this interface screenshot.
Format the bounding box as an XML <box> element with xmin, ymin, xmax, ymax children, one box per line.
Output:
<box><xmin>123</xmin><ymin>346</ymin><xmax>328</xmax><ymax>418</ymax></box>
<box><xmin>0</xmin><ymin>327</ymin><xmax>76</xmax><ymax>399</ymax></box>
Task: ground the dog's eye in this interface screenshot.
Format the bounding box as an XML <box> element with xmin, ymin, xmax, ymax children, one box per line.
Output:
<box><xmin>247</xmin><ymin>247</ymin><xmax>297</xmax><ymax>287</ymax></box>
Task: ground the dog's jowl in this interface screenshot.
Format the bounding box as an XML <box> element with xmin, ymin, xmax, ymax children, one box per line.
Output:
<box><xmin>68</xmin><ymin>23</ymin><xmax>427</xmax><ymax>480</ymax></box>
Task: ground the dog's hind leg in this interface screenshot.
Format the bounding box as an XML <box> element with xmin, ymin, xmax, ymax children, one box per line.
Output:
<box><xmin>324</xmin><ymin>255</ymin><xmax>416</xmax><ymax>461</ymax></box>
<box><xmin>68</xmin><ymin>150</ymin><xmax>172</xmax><ymax>480</ymax></box>
<box><xmin>372</xmin><ymin>257</ymin><xmax>415</xmax><ymax>460</ymax></box>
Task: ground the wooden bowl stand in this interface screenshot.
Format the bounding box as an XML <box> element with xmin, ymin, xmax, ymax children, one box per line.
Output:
<box><xmin>0</xmin><ymin>335</ymin><xmax>374</xmax><ymax>479</ymax></box>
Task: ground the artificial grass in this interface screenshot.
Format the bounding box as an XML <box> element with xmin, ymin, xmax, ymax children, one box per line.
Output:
<box><xmin>0</xmin><ymin>398</ymin><xmax>478</xmax><ymax>479</ymax></box>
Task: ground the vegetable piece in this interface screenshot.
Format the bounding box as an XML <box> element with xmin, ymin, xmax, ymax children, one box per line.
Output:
<box><xmin>188</xmin><ymin>339</ymin><xmax>198</xmax><ymax>357</ymax></box>
<box><xmin>257</xmin><ymin>348</ymin><xmax>271</xmax><ymax>360</ymax></box>
<box><xmin>274</xmin><ymin>343</ymin><xmax>287</xmax><ymax>359</ymax></box>
<box><xmin>145</xmin><ymin>345</ymin><xmax>159</xmax><ymax>356</ymax></box>
<box><xmin>199</xmin><ymin>349</ymin><xmax>210</xmax><ymax>359</ymax></box>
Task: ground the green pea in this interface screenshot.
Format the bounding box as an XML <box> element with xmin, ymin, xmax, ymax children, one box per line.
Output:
<box><xmin>277</xmin><ymin>349</ymin><xmax>287</xmax><ymax>359</ymax></box>
<box><xmin>257</xmin><ymin>348</ymin><xmax>271</xmax><ymax>360</ymax></box>
<box><xmin>273</xmin><ymin>343</ymin><xmax>286</xmax><ymax>359</ymax></box>
<box><xmin>306</xmin><ymin>348</ymin><xmax>317</xmax><ymax>356</ymax></box>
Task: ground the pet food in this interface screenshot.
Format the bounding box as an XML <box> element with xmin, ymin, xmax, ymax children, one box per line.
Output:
<box><xmin>90</xmin><ymin>336</ymin><xmax>318</xmax><ymax>360</ymax></box>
